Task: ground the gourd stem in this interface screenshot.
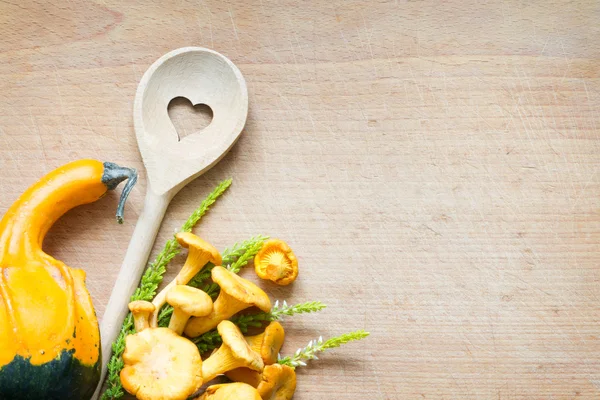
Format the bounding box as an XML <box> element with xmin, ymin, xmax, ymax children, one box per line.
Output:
<box><xmin>101</xmin><ymin>162</ymin><xmax>138</xmax><ymax>224</ymax></box>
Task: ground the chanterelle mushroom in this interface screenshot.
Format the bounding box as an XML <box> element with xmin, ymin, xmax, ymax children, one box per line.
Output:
<box><xmin>150</xmin><ymin>232</ymin><xmax>221</xmax><ymax>327</ymax></box>
<box><xmin>120</xmin><ymin>327</ymin><xmax>203</xmax><ymax>400</ymax></box>
<box><xmin>195</xmin><ymin>383</ymin><xmax>261</xmax><ymax>400</ymax></box>
<box><xmin>254</xmin><ymin>239</ymin><xmax>298</xmax><ymax>285</ymax></box>
<box><xmin>166</xmin><ymin>285</ymin><xmax>213</xmax><ymax>335</ymax></box>
<box><xmin>184</xmin><ymin>266</ymin><xmax>271</xmax><ymax>337</ymax></box>
<box><xmin>129</xmin><ymin>301</ymin><xmax>156</xmax><ymax>332</ymax></box>
<box><xmin>250</xmin><ymin>321</ymin><xmax>285</xmax><ymax>365</ymax></box>
<box><xmin>225</xmin><ymin>321</ymin><xmax>285</xmax><ymax>386</ymax></box>
<box><xmin>256</xmin><ymin>364</ymin><xmax>297</xmax><ymax>400</ymax></box>
<box><xmin>201</xmin><ymin>320</ymin><xmax>264</xmax><ymax>382</ymax></box>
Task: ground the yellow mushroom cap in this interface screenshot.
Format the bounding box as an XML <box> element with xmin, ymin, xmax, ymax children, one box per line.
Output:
<box><xmin>254</xmin><ymin>239</ymin><xmax>298</xmax><ymax>285</ymax></box>
<box><xmin>167</xmin><ymin>285</ymin><xmax>213</xmax><ymax>317</ymax></box>
<box><xmin>120</xmin><ymin>328</ymin><xmax>203</xmax><ymax>400</ymax></box>
<box><xmin>218</xmin><ymin>320</ymin><xmax>264</xmax><ymax>372</ymax></box>
<box><xmin>197</xmin><ymin>383</ymin><xmax>262</xmax><ymax>400</ymax></box>
<box><xmin>128</xmin><ymin>300</ymin><xmax>156</xmax><ymax>314</ymax></box>
<box><xmin>212</xmin><ymin>266</ymin><xmax>271</xmax><ymax>312</ymax></box>
<box><xmin>176</xmin><ymin>232</ymin><xmax>222</xmax><ymax>266</ymax></box>
<box><xmin>256</xmin><ymin>364</ymin><xmax>297</xmax><ymax>400</ymax></box>
<box><xmin>224</xmin><ymin>368</ymin><xmax>262</xmax><ymax>388</ymax></box>
<box><xmin>224</xmin><ymin>321</ymin><xmax>285</xmax><ymax>386</ymax></box>
<box><xmin>258</xmin><ymin>321</ymin><xmax>285</xmax><ymax>365</ymax></box>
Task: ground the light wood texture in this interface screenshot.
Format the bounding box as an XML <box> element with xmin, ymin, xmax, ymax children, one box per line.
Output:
<box><xmin>0</xmin><ymin>1</ymin><xmax>599</xmax><ymax>399</ymax></box>
<box><xmin>97</xmin><ymin>47</ymin><xmax>248</xmax><ymax>396</ymax></box>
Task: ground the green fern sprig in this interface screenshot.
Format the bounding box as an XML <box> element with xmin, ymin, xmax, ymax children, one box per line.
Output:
<box><xmin>156</xmin><ymin>303</ymin><xmax>174</xmax><ymax>328</ymax></box>
<box><xmin>277</xmin><ymin>330</ymin><xmax>370</xmax><ymax>368</ymax></box>
<box><xmin>227</xmin><ymin>238</ymin><xmax>266</xmax><ymax>273</ymax></box>
<box><xmin>222</xmin><ymin>236</ymin><xmax>269</xmax><ymax>266</ymax></box>
<box><xmin>191</xmin><ymin>300</ymin><xmax>326</xmax><ymax>352</ymax></box>
<box><xmin>180</xmin><ymin>179</ymin><xmax>233</xmax><ymax>232</ymax></box>
<box><xmin>186</xmin><ymin>264</ymin><xmax>215</xmax><ymax>288</ymax></box>
<box><xmin>202</xmin><ymin>282</ymin><xmax>220</xmax><ymax>299</ymax></box>
<box><xmin>234</xmin><ymin>300</ymin><xmax>327</xmax><ymax>332</ymax></box>
<box><xmin>190</xmin><ymin>330</ymin><xmax>222</xmax><ymax>353</ymax></box>
<box><xmin>269</xmin><ymin>300</ymin><xmax>326</xmax><ymax>321</ymax></box>
<box><xmin>101</xmin><ymin>179</ymin><xmax>232</xmax><ymax>400</ymax></box>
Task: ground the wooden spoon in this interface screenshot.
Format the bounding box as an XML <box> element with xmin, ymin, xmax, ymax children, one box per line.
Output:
<box><xmin>94</xmin><ymin>47</ymin><xmax>248</xmax><ymax>397</ymax></box>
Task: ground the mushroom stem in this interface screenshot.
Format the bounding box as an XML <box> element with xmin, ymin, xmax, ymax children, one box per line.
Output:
<box><xmin>150</xmin><ymin>233</ymin><xmax>220</xmax><ymax>328</ymax></box>
<box><xmin>202</xmin><ymin>343</ymin><xmax>244</xmax><ymax>382</ymax></box>
<box><xmin>133</xmin><ymin>313</ymin><xmax>150</xmax><ymax>332</ymax></box>
<box><xmin>128</xmin><ymin>301</ymin><xmax>156</xmax><ymax>332</ymax></box>
<box><xmin>185</xmin><ymin>293</ymin><xmax>249</xmax><ymax>337</ymax></box>
<box><xmin>169</xmin><ymin>308</ymin><xmax>190</xmax><ymax>335</ymax></box>
<box><xmin>175</xmin><ymin>251</ymin><xmax>211</xmax><ymax>284</ymax></box>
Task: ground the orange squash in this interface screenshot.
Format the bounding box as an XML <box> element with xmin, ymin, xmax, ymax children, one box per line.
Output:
<box><xmin>0</xmin><ymin>159</ymin><xmax>137</xmax><ymax>399</ymax></box>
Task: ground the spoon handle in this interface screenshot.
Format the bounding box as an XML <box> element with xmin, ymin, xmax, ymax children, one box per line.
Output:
<box><xmin>93</xmin><ymin>189</ymin><xmax>170</xmax><ymax>399</ymax></box>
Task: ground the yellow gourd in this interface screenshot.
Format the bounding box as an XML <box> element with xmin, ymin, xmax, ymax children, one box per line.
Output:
<box><xmin>0</xmin><ymin>159</ymin><xmax>136</xmax><ymax>400</ymax></box>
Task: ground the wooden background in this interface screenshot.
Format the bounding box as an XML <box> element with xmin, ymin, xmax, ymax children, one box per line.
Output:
<box><xmin>1</xmin><ymin>1</ymin><xmax>599</xmax><ymax>398</ymax></box>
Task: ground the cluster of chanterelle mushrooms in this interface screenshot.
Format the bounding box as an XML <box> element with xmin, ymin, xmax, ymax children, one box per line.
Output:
<box><xmin>120</xmin><ymin>233</ymin><xmax>299</xmax><ymax>400</ymax></box>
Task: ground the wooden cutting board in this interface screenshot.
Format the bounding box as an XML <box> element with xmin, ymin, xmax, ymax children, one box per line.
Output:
<box><xmin>0</xmin><ymin>1</ymin><xmax>599</xmax><ymax>398</ymax></box>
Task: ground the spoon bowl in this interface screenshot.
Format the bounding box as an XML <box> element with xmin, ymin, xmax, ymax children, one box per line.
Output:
<box><xmin>95</xmin><ymin>47</ymin><xmax>248</xmax><ymax>398</ymax></box>
<box><xmin>135</xmin><ymin>47</ymin><xmax>248</xmax><ymax>195</ymax></box>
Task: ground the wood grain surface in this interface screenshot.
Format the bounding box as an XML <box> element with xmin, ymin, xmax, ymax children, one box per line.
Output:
<box><xmin>1</xmin><ymin>1</ymin><xmax>599</xmax><ymax>398</ymax></box>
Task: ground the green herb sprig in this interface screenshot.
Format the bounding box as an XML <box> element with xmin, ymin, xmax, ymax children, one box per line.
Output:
<box><xmin>226</xmin><ymin>237</ymin><xmax>266</xmax><ymax>274</ymax></box>
<box><xmin>191</xmin><ymin>300</ymin><xmax>326</xmax><ymax>353</ymax></box>
<box><xmin>191</xmin><ymin>330</ymin><xmax>222</xmax><ymax>353</ymax></box>
<box><xmin>101</xmin><ymin>179</ymin><xmax>232</xmax><ymax>400</ymax></box>
<box><xmin>277</xmin><ymin>330</ymin><xmax>370</xmax><ymax>368</ymax></box>
<box><xmin>232</xmin><ymin>300</ymin><xmax>327</xmax><ymax>332</ymax></box>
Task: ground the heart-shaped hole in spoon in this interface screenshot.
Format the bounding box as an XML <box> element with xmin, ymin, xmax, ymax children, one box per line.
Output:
<box><xmin>167</xmin><ymin>96</ymin><xmax>214</xmax><ymax>142</ymax></box>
